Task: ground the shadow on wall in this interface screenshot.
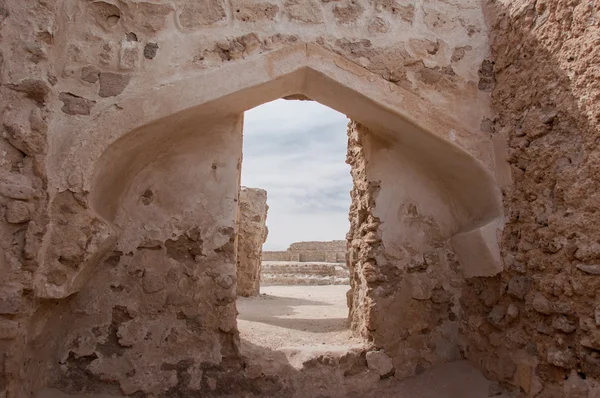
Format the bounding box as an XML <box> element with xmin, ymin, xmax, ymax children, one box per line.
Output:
<box><xmin>459</xmin><ymin>0</ymin><xmax>600</xmax><ymax>396</ymax></box>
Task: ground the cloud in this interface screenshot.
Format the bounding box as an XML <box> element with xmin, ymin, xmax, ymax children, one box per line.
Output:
<box><xmin>241</xmin><ymin>99</ymin><xmax>352</xmax><ymax>250</ymax></box>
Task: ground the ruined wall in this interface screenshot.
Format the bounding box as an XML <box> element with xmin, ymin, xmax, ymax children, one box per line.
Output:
<box><xmin>263</xmin><ymin>240</ymin><xmax>346</xmax><ymax>262</ymax></box>
<box><xmin>262</xmin><ymin>250</ymin><xmax>301</xmax><ymax>262</ymax></box>
<box><xmin>288</xmin><ymin>240</ymin><xmax>346</xmax><ymax>251</ymax></box>
<box><xmin>460</xmin><ymin>0</ymin><xmax>600</xmax><ymax>396</ymax></box>
<box><xmin>236</xmin><ymin>187</ymin><xmax>268</xmax><ymax>297</ymax></box>
<box><xmin>0</xmin><ymin>0</ymin><xmax>506</xmax><ymax>395</ymax></box>
<box><xmin>22</xmin><ymin>113</ymin><xmax>245</xmax><ymax>396</ymax></box>
<box><xmin>290</xmin><ymin>240</ymin><xmax>346</xmax><ymax>262</ymax></box>
<box><xmin>0</xmin><ymin>2</ymin><xmax>58</xmax><ymax>397</ymax></box>
<box><xmin>346</xmin><ymin>120</ymin><xmax>466</xmax><ymax>379</ymax></box>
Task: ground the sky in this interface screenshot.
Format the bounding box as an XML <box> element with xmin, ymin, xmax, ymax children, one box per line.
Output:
<box><xmin>240</xmin><ymin>99</ymin><xmax>352</xmax><ymax>251</ymax></box>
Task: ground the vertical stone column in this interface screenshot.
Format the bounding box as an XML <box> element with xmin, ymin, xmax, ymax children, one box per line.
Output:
<box><xmin>236</xmin><ymin>187</ymin><xmax>268</xmax><ymax>297</ymax></box>
<box><xmin>346</xmin><ymin>120</ymin><xmax>381</xmax><ymax>340</ymax></box>
<box><xmin>346</xmin><ymin>120</ymin><xmax>465</xmax><ymax>379</ymax></box>
<box><xmin>0</xmin><ymin>2</ymin><xmax>57</xmax><ymax>396</ymax></box>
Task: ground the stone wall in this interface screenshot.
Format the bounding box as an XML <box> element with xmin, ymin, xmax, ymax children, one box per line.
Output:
<box><xmin>346</xmin><ymin>121</ymin><xmax>466</xmax><ymax>379</ymax></box>
<box><xmin>459</xmin><ymin>1</ymin><xmax>600</xmax><ymax>396</ymax></box>
<box><xmin>0</xmin><ymin>0</ymin><xmax>512</xmax><ymax>396</ymax></box>
<box><xmin>236</xmin><ymin>187</ymin><xmax>268</xmax><ymax>297</ymax></box>
<box><xmin>261</xmin><ymin>261</ymin><xmax>350</xmax><ymax>285</ymax></box>
<box><xmin>262</xmin><ymin>250</ymin><xmax>301</xmax><ymax>262</ymax></box>
<box><xmin>263</xmin><ymin>240</ymin><xmax>346</xmax><ymax>263</ymax></box>
<box><xmin>0</xmin><ymin>2</ymin><xmax>57</xmax><ymax>396</ymax></box>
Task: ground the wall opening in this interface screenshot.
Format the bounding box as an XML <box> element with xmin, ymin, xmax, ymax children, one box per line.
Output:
<box><xmin>29</xmin><ymin>52</ymin><xmax>504</xmax><ymax>396</ymax></box>
<box><xmin>235</xmin><ymin>99</ymin><xmax>360</xmax><ymax>352</ymax></box>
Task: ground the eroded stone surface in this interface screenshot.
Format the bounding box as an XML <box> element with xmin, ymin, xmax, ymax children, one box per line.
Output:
<box><xmin>1</xmin><ymin>0</ymin><xmax>596</xmax><ymax>396</ymax></box>
<box><xmin>264</xmin><ymin>240</ymin><xmax>346</xmax><ymax>262</ymax></box>
<box><xmin>236</xmin><ymin>187</ymin><xmax>268</xmax><ymax>297</ymax></box>
<box><xmin>459</xmin><ymin>1</ymin><xmax>600</xmax><ymax>396</ymax></box>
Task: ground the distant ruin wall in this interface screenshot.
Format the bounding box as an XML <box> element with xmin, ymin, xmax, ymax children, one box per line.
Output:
<box><xmin>236</xmin><ymin>187</ymin><xmax>268</xmax><ymax>297</ymax></box>
<box><xmin>288</xmin><ymin>240</ymin><xmax>346</xmax><ymax>252</ymax></box>
<box><xmin>263</xmin><ymin>240</ymin><xmax>346</xmax><ymax>263</ymax></box>
<box><xmin>263</xmin><ymin>251</ymin><xmax>301</xmax><ymax>262</ymax></box>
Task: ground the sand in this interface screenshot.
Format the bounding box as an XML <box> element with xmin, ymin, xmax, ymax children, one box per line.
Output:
<box><xmin>236</xmin><ymin>285</ymin><xmax>361</xmax><ymax>350</ymax></box>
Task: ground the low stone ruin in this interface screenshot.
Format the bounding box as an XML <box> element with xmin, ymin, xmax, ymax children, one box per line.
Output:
<box><xmin>235</xmin><ymin>187</ymin><xmax>268</xmax><ymax>297</ymax></box>
<box><xmin>1</xmin><ymin>0</ymin><xmax>599</xmax><ymax>396</ymax></box>
<box><xmin>261</xmin><ymin>261</ymin><xmax>350</xmax><ymax>285</ymax></box>
<box><xmin>263</xmin><ymin>240</ymin><xmax>346</xmax><ymax>263</ymax></box>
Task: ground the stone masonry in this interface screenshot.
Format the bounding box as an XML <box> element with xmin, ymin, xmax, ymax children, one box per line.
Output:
<box><xmin>235</xmin><ymin>187</ymin><xmax>268</xmax><ymax>297</ymax></box>
<box><xmin>0</xmin><ymin>0</ymin><xmax>598</xmax><ymax>396</ymax></box>
<box><xmin>263</xmin><ymin>240</ymin><xmax>346</xmax><ymax>263</ymax></box>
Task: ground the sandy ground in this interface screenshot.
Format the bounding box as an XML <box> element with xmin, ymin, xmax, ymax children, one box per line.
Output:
<box><xmin>237</xmin><ymin>285</ymin><xmax>362</xmax><ymax>350</ymax></box>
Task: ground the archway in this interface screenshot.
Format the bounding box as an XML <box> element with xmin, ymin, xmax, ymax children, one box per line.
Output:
<box><xmin>31</xmin><ymin>44</ymin><xmax>503</xmax><ymax>396</ymax></box>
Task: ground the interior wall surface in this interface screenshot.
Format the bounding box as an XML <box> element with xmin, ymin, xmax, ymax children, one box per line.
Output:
<box><xmin>23</xmin><ymin>113</ymin><xmax>244</xmax><ymax>396</ymax></box>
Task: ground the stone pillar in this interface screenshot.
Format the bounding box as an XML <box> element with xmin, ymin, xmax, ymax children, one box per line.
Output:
<box><xmin>236</xmin><ymin>187</ymin><xmax>268</xmax><ymax>297</ymax></box>
<box><xmin>346</xmin><ymin>120</ymin><xmax>465</xmax><ymax>379</ymax></box>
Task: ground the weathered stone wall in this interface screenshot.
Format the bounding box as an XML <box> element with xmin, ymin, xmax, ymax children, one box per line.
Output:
<box><xmin>263</xmin><ymin>240</ymin><xmax>346</xmax><ymax>262</ymax></box>
<box><xmin>23</xmin><ymin>114</ymin><xmax>244</xmax><ymax>396</ymax></box>
<box><xmin>0</xmin><ymin>0</ymin><xmax>508</xmax><ymax>395</ymax></box>
<box><xmin>262</xmin><ymin>250</ymin><xmax>301</xmax><ymax>262</ymax></box>
<box><xmin>0</xmin><ymin>2</ymin><xmax>58</xmax><ymax>397</ymax></box>
<box><xmin>346</xmin><ymin>121</ymin><xmax>466</xmax><ymax>379</ymax></box>
<box><xmin>261</xmin><ymin>261</ymin><xmax>350</xmax><ymax>285</ymax></box>
<box><xmin>288</xmin><ymin>240</ymin><xmax>346</xmax><ymax>252</ymax></box>
<box><xmin>459</xmin><ymin>1</ymin><xmax>600</xmax><ymax>396</ymax></box>
<box><xmin>236</xmin><ymin>187</ymin><xmax>268</xmax><ymax>297</ymax></box>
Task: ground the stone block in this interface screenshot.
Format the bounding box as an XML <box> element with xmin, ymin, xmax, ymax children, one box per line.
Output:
<box><xmin>0</xmin><ymin>172</ymin><xmax>34</xmax><ymax>200</ymax></box>
<box><xmin>366</xmin><ymin>350</ymin><xmax>393</xmax><ymax>376</ymax></box>
<box><xmin>5</xmin><ymin>201</ymin><xmax>33</xmax><ymax>224</ymax></box>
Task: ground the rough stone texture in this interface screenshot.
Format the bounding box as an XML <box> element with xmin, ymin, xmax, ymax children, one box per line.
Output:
<box><xmin>58</xmin><ymin>93</ymin><xmax>96</xmax><ymax>116</ymax></box>
<box><xmin>366</xmin><ymin>350</ymin><xmax>394</xmax><ymax>376</ymax></box>
<box><xmin>4</xmin><ymin>0</ymin><xmax>595</xmax><ymax>395</ymax></box>
<box><xmin>264</xmin><ymin>240</ymin><xmax>347</xmax><ymax>262</ymax></box>
<box><xmin>236</xmin><ymin>187</ymin><xmax>268</xmax><ymax>297</ymax></box>
<box><xmin>346</xmin><ymin>121</ymin><xmax>472</xmax><ymax>379</ymax></box>
<box><xmin>261</xmin><ymin>261</ymin><xmax>350</xmax><ymax>285</ymax></box>
<box><xmin>98</xmin><ymin>73</ymin><xmax>131</xmax><ymax>98</ymax></box>
<box><xmin>459</xmin><ymin>0</ymin><xmax>600</xmax><ymax>395</ymax></box>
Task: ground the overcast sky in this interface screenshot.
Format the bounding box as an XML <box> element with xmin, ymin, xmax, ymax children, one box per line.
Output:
<box><xmin>241</xmin><ymin>99</ymin><xmax>352</xmax><ymax>251</ymax></box>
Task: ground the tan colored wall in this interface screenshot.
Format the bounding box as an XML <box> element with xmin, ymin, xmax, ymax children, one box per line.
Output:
<box><xmin>0</xmin><ymin>0</ymin><xmax>510</xmax><ymax>396</ymax></box>
<box><xmin>262</xmin><ymin>251</ymin><xmax>301</xmax><ymax>261</ymax></box>
<box><xmin>236</xmin><ymin>187</ymin><xmax>268</xmax><ymax>297</ymax></box>
<box><xmin>263</xmin><ymin>240</ymin><xmax>346</xmax><ymax>263</ymax></box>
<box><xmin>24</xmin><ymin>114</ymin><xmax>244</xmax><ymax>396</ymax></box>
<box><xmin>346</xmin><ymin>121</ymin><xmax>465</xmax><ymax>378</ymax></box>
<box><xmin>288</xmin><ymin>240</ymin><xmax>346</xmax><ymax>252</ymax></box>
<box><xmin>459</xmin><ymin>0</ymin><xmax>600</xmax><ymax>396</ymax></box>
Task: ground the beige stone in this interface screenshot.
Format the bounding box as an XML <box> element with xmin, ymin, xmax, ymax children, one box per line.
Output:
<box><xmin>2</xmin><ymin>0</ymin><xmax>598</xmax><ymax>395</ymax></box>
<box><xmin>236</xmin><ymin>187</ymin><xmax>268</xmax><ymax>297</ymax></box>
<box><xmin>366</xmin><ymin>350</ymin><xmax>393</xmax><ymax>376</ymax></box>
<box><xmin>5</xmin><ymin>201</ymin><xmax>33</xmax><ymax>223</ymax></box>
